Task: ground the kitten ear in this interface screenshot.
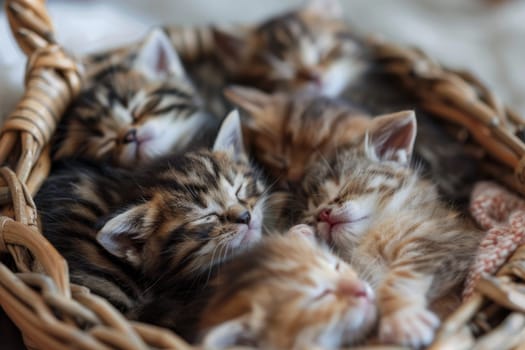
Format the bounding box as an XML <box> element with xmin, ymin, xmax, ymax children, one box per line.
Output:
<box><xmin>134</xmin><ymin>28</ymin><xmax>186</xmax><ymax>80</ymax></box>
<box><xmin>304</xmin><ymin>0</ymin><xmax>343</xmax><ymax>19</ymax></box>
<box><xmin>365</xmin><ymin>110</ymin><xmax>417</xmax><ymax>165</ymax></box>
<box><xmin>202</xmin><ymin>315</ymin><xmax>255</xmax><ymax>349</ymax></box>
<box><xmin>96</xmin><ymin>204</ymin><xmax>152</xmax><ymax>266</ymax></box>
<box><xmin>224</xmin><ymin>85</ymin><xmax>272</xmax><ymax>122</ymax></box>
<box><xmin>213</xmin><ymin>110</ymin><xmax>247</xmax><ymax>161</ymax></box>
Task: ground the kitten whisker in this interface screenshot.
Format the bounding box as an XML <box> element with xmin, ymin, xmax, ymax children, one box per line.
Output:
<box><xmin>204</xmin><ymin>242</ymin><xmax>222</xmax><ymax>286</ymax></box>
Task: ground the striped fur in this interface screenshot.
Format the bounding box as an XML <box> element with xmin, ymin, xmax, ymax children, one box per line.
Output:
<box><xmin>200</xmin><ymin>225</ymin><xmax>377</xmax><ymax>350</ymax></box>
<box><xmin>165</xmin><ymin>25</ymin><xmax>219</xmax><ymax>63</ymax></box>
<box><xmin>299</xmin><ymin>112</ymin><xmax>482</xmax><ymax>347</ymax></box>
<box><xmin>213</xmin><ymin>0</ymin><xmax>367</xmax><ymax>96</ymax></box>
<box><xmin>53</xmin><ymin>28</ymin><xmax>219</xmax><ymax>167</ymax></box>
<box><xmin>36</xmin><ymin>114</ymin><xmax>274</xmax><ymax>333</ymax></box>
<box><xmin>225</xmin><ymin>86</ymin><xmax>372</xmax><ymax>184</ymax></box>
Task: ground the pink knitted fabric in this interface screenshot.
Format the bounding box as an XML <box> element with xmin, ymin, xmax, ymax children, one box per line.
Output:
<box><xmin>463</xmin><ymin>181</ymin><xmax>525</xmax><ymax>299</ymax></box>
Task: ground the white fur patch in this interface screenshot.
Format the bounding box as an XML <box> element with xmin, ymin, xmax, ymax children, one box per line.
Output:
<box><xmin>322</xmin><ymin>57</ymin><xmax>365</xmax><ymax>97</ymax></box>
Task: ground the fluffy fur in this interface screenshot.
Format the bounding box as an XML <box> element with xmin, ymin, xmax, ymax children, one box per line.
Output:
<box><xmin>36</xmin><ymin>112</ymin><xmax>273</xmax><ymax>330</ymax></box>
<box><xmin>213</xmin><ymin>0</ymin><xmax>366</xmax><ymax>97</ymax></box>
<box><xmin>200</xmin><ymin>225</ymin><xmax>377</xmax><ymax>350</ymax></box>
<box><xmin>299</xmin><ymin>111</ymin><xmax>482</xmax><ymax>347</ymax></box>
<box><xmin>225</xmin><ymin>85</ymin><xmax>372</xmax><ymax>184</ymax></box>
<box><xmin>342</xmin><ymin>71</ymin><xmax>486</xmax><ymax>208</ymax></box>
<box><xmin>53</xmin><ymin>28</ymin><xmax>219</xmax><ymax>167</ymax></box>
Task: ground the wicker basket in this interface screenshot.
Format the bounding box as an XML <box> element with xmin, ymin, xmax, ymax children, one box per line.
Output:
<box><xmin>1</xmin><ymin>1</ymin><xmax>525</xmax><ymax>349</ymax></box>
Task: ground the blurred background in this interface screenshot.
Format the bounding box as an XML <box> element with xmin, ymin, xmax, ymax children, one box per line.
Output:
<box><xmin>1</xmin><ymin>0</ymin><xmax>524</xmax><ymax>118</ymax></box>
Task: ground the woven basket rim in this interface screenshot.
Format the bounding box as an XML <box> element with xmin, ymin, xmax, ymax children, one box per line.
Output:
<box><xmin>1</xmin><ymin>1</ymin><xmax>525</xmax><ymax>349</ymax></box>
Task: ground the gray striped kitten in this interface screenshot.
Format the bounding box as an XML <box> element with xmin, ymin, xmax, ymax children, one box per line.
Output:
<box><xmin>54</xmin><ymin>29</ymin><xmax>219</xmax><ymax>167</ymax></box>
<box><xmin>37</xmin><ymin>112</ymin><xmax>273</xmax><ymax>335</ymax></box>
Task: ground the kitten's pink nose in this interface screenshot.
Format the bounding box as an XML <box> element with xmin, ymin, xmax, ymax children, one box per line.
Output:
<box><xmin>123</xmin><ymin>128</ymin><xmax>138</xmax><ymax>144</ymax></box>
<box><xmin>338</xmin><ymin>279</ymin><xmax>371</xmax><ymax>300</ymax></box>
<box><xmin>318</xmin><ymin>208</ymin><xmax>332</xmax><ymax>223</ymax></box>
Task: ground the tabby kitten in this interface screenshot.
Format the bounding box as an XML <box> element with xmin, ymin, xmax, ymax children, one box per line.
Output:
<box><xmin>225</xmin><ymin>85</ymin><xmax>372</xmax><ymax>183</ymax></box>
<box><xmin>299</xmin><ymin>111</ymin><xmax>482</xmax><ymax>348</ymax></box>
<box><xmin>36</xmin><ymin>111</ymin><xmax>270</xmax><ymax>323</ymax></box>
<box><xmin>213</xmin><ymin>0</ymin><xmax>366</xmax><ymax>97</ymax></box>
<box><xmin>200</xmin><ymin>224</ymin><xmax>377</xmax><ymax>350</ymax></box>
<box><xmin>54</xmin><ymin>28</ymin><xmax>219</xmax><ymax>167</ymax></box>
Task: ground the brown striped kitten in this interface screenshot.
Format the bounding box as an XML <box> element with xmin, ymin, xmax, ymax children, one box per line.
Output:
<box><xmin>214</xmin><ymin>0</ymin><xmax>366</xmax><ymax>96</ymax></box>
<box><xmin>36</xmin><ymin>111</ymin><xmax>271</xmax><ymax>327</ymax></box>
<box><xmin>225</xmin><ymin>85</ymin><xmax>372</xmax><ymax>183</ymax></box>
<box><xmin>54</xmin><ymin>29</ymin><xmax>218</xmax><ymax>167</ymax></box>
<box><xmin>299</xmin><ymin>111</ymin><xmax>482</xmax><ymax>348</ymax></box>
<box><xmin>200</xmin><ymin>224</ymin><xmax>377</xmax><ymax>350</ymax></box>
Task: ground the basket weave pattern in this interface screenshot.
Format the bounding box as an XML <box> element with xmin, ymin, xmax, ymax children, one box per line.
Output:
<box><xmin>0</xmin><ymin>1</ymin><xmax>524</xmax><ymax>349</ymax></box>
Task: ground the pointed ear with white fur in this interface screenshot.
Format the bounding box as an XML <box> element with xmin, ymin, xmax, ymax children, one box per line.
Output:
<box><xmin>213</xmin><ymin>110</ymin><xmax>247</xmax><ymax>162</ymax></box>
<box><xmin>365</xmin><ymin>110</ymin><xmax>417</xmax><ymax>165</ymax></box>
<box><xmin>304</xmin><ymin>0</ymin><xmax>343</xmax><ymax>19</ymax></box>
<box><xmin>202</xmin><ymin>315</ymin><xmax>256</xmax><ymax>350</ymax></box>
<box><xmin>96</xmin><ymin>204</ymin><xmax>152</xmax><ymax>267</ymax></box>
<box><xmin>134</xmin><ymin>28</ymin><xmax>186</xmax><ymax>80</ymax></box>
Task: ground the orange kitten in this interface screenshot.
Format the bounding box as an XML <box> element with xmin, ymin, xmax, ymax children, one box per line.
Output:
<box><xmin>225</xmin><ymin>85</ymin><xmax>372</xmax><ymax>183</ymax></box>
<box><xmin>299</xmin><ymin>111</ymin><xmax>482</xmax><ymax>348</ymax></box>
<box><xmin>200</xmin><ymin>225</ymin><xmax>377</xmax><ymax>350</ymax></box>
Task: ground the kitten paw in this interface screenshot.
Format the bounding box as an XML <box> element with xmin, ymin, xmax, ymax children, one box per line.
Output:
<box><xmin>379</xmin><ymin>306</ymin><xmax>439</xmax><ymax>348</ymax></box>
<box><xmin>288</xmin><ymin>224</ymin><xmax>316</xmax><ymax>240</ymax></box>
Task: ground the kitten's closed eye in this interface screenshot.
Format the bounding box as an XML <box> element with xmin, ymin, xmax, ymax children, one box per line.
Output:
<box><xmin>133</xmin><ymin>95</ymin><xmax>163</xmax><ymax>119</ymax></box>
<box><xmin>235</xmin><ymin>184</ymin><xmax>249</xmax><ymax>201</ymax></box>
<box><xmin>193</xmin><ymin>214</ymin><xmax>219</xmax><ymax>225</ymax></box>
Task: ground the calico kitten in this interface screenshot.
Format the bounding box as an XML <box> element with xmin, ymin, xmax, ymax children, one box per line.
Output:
<box><xmin>299</xmin><ymin>111</ymin><xmax>482</xmax><ymax>348</ymax></box>
<box><xmin>36</xmin><ymin>111</ymin><xmax>270</xmax><ymax>324</ymax></box>
<box><xmin>225</xmin><ymin>85</ymin><xmax>372</xmax><ymax>183</ymax></box>
<box><xmin>200</xmin><ymin>224</ymin><xmax>377</xmax><ymax>350</ymax></box>
<box><xmin>213</xmin><ymin>0</ymin><xmax>366</xmax><ymax>97</ymax></box>
<box><xmin>53</xmin><ymin>28</ymin><xmax>219</xmax><ymax>167</ymax></box>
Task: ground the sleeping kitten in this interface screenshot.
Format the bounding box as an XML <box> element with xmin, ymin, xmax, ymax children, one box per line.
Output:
<box><xmin>36</xmin><ymin>111</ymin><xmax>271</xmax><ymax>324</ymax></box>
<box><xmin>200</xmin><ymin>224</ymin><xmax>377</xmax><ymax>350</ymax></box>
<box><xmin>213</xmin><ymin>0</ymin><xmax>366</xmax><ymax>97</ymax></box>
<box><xmin>225</xmin><ymin>85</ymin><xmax>372</xmax><ymax>183</ymax></box>
<box><xmin>299</xmin><ymin>111</ymin><xmax>482</xmax><ymax>348</ymax></box>
<box><xmin>53</xmin><ymin>28</ymin><xmax>219</xmax><ymax>167</ymax></box>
